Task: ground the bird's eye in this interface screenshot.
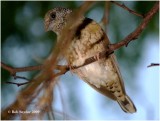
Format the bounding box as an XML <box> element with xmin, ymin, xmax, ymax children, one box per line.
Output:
<box><xmin>50</xmin><ymin>12</ymin><xmax>56</xmax><ymax>19</ymax></box>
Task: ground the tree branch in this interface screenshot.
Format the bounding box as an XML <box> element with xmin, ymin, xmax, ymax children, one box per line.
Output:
<box><xmin>100</xmin><ymin>2</ymin><xmax>110</xmax><ymax>31</ymax></box>
<box><xmin>110</xmin><ymin>1</ymin><xmax>144</xmax><ymax>18</ymax></box>
<box><xmin>6</xmin><ymin>81</ymin><xmax>32</xmax><ymax>87</ymax></box>
<box><xmin>147</xmin><ymin>63</ymin><xmax>160</xmax><ymax>68</ymax></box>
<box><xmin>1</xmin><ymin>62</ymin><xmax>43</xmax><ymax>76</ymax></box>
<box><xmin>109</xmin><ymin>1</ymin><xmax>159</xmax><ymax>50</ymax></box>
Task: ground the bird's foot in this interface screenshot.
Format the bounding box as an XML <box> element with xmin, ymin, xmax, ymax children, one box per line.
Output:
<box><xmin>68</xmin><ymin>63</ymin><xmax>76</xmax><ymax>75</ymax></box>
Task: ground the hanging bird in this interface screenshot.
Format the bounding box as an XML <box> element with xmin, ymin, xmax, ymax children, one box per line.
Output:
<box><xmin>44</xmin><ymin>7</ymin><xmax>136</xmax><ymax>113</ymax></box>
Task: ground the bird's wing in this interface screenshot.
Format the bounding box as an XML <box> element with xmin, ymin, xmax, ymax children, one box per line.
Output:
<box><xmin>109</xmin><ymin>54</ymin><xmax>126</xmax><ymax>94</ymax></box>
<box><xmin>79</xmin><ymin>75</ymin><xmax>117</xmax><ymax>100</ymax></box>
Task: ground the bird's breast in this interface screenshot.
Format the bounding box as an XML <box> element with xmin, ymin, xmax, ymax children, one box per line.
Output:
<box><xmin>66</xmin><ymin>20</ymin><xmax>109</xmax><ymax>67</ymax></box>
<box><xmin>74</xmin><ymin>58</ymin><xmax>119</xmax><ymax>88</ymax></box>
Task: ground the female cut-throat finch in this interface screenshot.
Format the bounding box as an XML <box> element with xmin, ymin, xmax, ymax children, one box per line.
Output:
<box><xmin>44</xmin><ymin>7</ymin><xmax>137</xmax><ymax>113</ymax></box>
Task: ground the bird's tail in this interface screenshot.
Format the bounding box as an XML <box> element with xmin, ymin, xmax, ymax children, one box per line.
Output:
<box><xmin>117</xmin><ymin>95</ymin><xmax>137</xmax><ymax>113</ymax></box>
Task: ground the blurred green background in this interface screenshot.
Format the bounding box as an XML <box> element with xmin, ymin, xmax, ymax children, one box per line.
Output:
<box><xmin>1</xmin><ymin>1</ymin><xmax>159</xmax><ymax>120</ymax></box>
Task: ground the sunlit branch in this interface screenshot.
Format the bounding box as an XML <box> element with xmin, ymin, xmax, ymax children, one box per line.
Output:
<box><xmin>110</xmin><ymin>1</ymin><xmax>144</xmax><ymax>18</ymax></box>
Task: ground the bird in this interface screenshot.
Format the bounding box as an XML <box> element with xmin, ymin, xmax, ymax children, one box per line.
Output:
<box><xmin>44</xmin><ymin>7</ymin><xmax>137</xmax><ymax>113</ymax></box>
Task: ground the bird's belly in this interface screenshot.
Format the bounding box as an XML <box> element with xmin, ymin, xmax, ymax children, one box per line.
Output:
<box><xmin>75</xmin><ymin>58</ymin><xmax>119</xmax><ymax>88</ymax></box>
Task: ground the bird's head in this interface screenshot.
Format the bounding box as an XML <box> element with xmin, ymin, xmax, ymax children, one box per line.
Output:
<box><xmin>44</xmin><ymin>7</ymin><xmax>72</xmax><ymax>35</ymax></box>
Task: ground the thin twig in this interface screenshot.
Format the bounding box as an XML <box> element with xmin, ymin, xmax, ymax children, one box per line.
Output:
<box><xmin>47</xmin><ymin>108</ymin><xmax>55</xmax><ymax>120</ymax></box>
<box><xmin>100</xmin><ymin>1</ymin><xmax>110</xmax><ymax>31</ymax></box>
<box><xmin>13</xmin><ymin>75</ymin><xmax>30</xmax><ymax>81</ymax></box>
<box><xmin>5</xmin><ymin>75</ymin><xmax>31</xmax><ymax>87</ymax></box>
<box><xmin>110</xmin><ymin>1</ymin><xmax>144</xmax><ymax>18</ymax></box>
<box><xmin>56</xmin><ymin>82</ymin><xmax>66</xmax><ymax>120</ymax></box>
<box><xmin>32</xmin><ymin>77</ymin><xmax>56</xmax><ymax>120</ymax></box>
<box><xmin>6</xmin><ymin>81</ymin><xmax>32</xmax><ymax>87</ymax></box>
<box><xmin>109</xmin><ymin>1</ymin><xmax>159</xmax><ymax>50</ymax></box>
<box><xmin>147</xmin><ymin>63</ymin><xmax>160</xmax><ymax>68</ymax></box>
<box><xmin>1</xmin><ymin>62</ymin><xmax>43</xmax><ymax>75</ymax></box>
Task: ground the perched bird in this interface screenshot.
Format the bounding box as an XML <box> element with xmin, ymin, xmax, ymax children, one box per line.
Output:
<box><xmin>44</xmin><ymin>7</ymin><xmax>136</xmax><ymax>113</ymax></box>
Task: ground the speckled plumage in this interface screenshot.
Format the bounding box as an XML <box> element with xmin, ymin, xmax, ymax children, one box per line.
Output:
<box><xmin>44</xmin><ymin>7</ymin><xmax>136</xmax><ymax>113</ymax></box>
